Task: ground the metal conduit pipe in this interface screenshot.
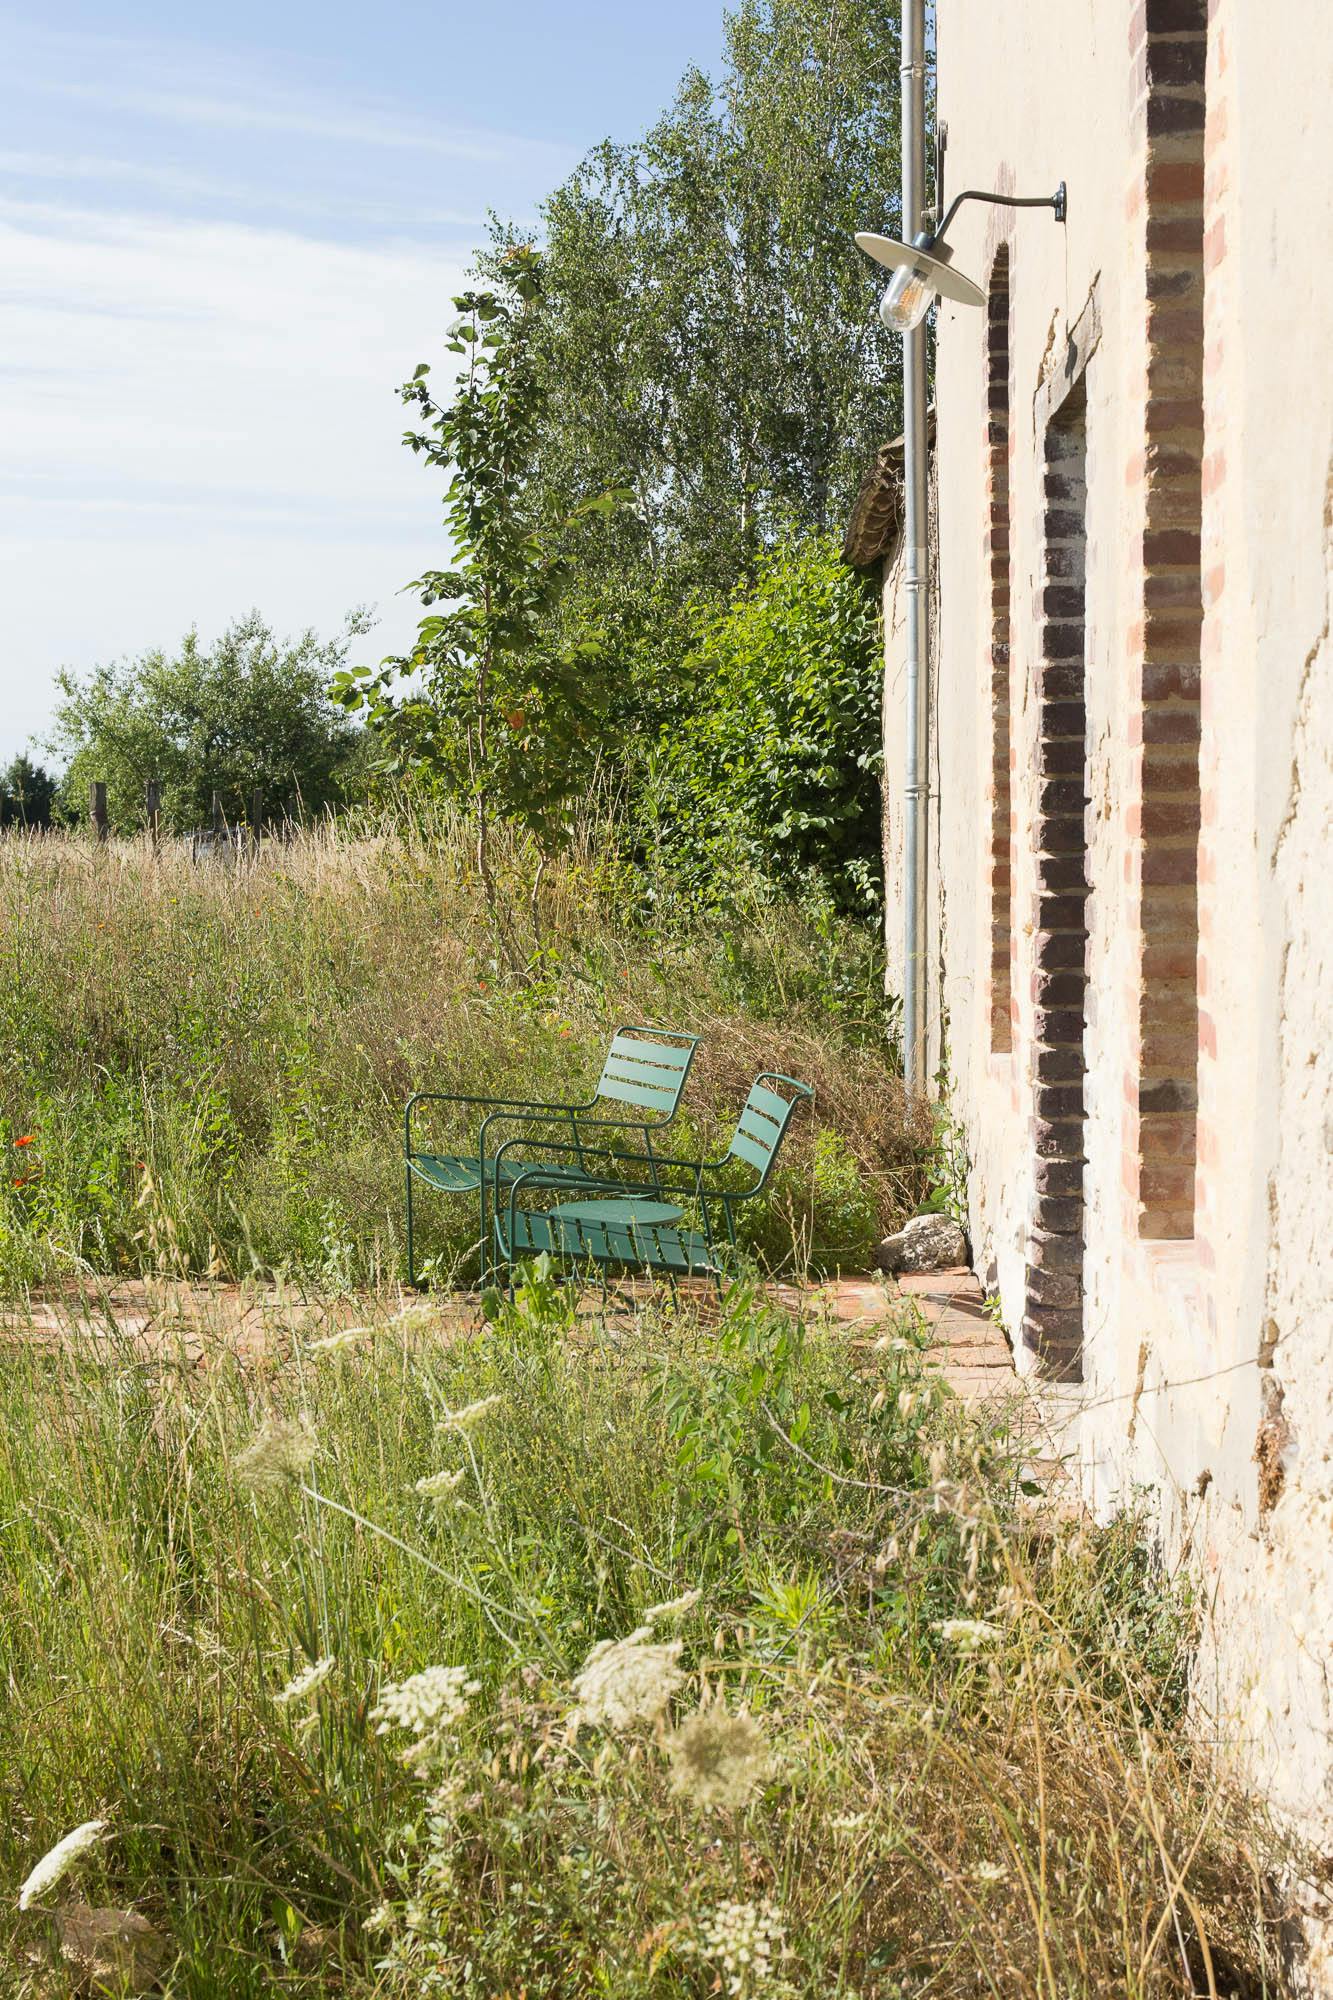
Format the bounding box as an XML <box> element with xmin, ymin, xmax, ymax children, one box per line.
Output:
<box><xmin>900</xmin><ymin>0</ymin><xmax>931</xmax><ymax>1097</ymax></box>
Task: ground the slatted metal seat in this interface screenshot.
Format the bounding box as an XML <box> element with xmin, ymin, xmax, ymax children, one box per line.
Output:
<box><xmin>492</xmin><ymin>1072</ymin><xmax>812</xmax><ymax>1291</ymax></box>
<box><xmin>403</xmin><ymin>1026</ymin><xmax>700</xmax><ymax>1287</ymax></box>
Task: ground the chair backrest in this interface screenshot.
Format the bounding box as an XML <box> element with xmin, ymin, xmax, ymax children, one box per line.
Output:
<box><xmin>595</xmin><ymin>1027</ymin><xmax>700</xmax><ymax>1120</ymax></box>
<box><xmin>727</xmin><ymin>1073</ymin><xmax>813</xmax><ymax>1189</ymax></box>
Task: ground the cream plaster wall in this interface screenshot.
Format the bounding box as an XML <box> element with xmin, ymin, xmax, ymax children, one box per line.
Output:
<box><xmin>905</xmin><ymin>1</ymin><xmax>1333</xmax><ymax>1968</ymax></box>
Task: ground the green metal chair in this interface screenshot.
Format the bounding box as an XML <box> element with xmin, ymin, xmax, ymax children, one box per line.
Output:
<box><xmin>490</xmin><ymin>1072</ymin><xmax>812</xmax><ymax>1291</ymax></box>
<box><xmin>404</xmin><ymin>1026</ymin><xmax>700</xmax><ymax>1287</ymax></box>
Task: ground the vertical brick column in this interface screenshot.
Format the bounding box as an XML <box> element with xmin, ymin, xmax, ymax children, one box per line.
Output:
<box><xmin>986</xmin><ymin>247</ymin><xmax>1014</xmax><ymax>1053</ymax></box>
<box><xmin>1129</xmin><ymin>0</ymin><xmax>1206</xmax><ymax>1238</ymax></box>
<box><xmin>1023</xmin><ymin>395</ymin><xmax>1090</xmax><ymax>1381</ymax></box>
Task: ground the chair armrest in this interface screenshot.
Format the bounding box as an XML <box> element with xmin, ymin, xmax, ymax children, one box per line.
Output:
<box><xmin>405</xmin><ymin>1088</ymin><xmax>596</xmax><ymax>1154</ymax></box>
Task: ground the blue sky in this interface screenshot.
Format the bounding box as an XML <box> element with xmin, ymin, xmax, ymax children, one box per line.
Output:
<box><xmin>0</xmin><ymin>1</ymin><xmax>725</xmax><ymax>763</ymax></box>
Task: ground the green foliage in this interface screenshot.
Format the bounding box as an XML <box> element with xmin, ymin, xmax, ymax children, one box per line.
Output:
<box><xmin>44</xmin><ymin>612</ymin><xmax>368</xmax><ymax>832</ymax></box>
<box><xmin>335</xmin><ymin>247</ymin><xmax>634</xmax><ymax>919</ymax></box>
<box><xmin>0</xmin><ymin>1283</ymin><xmax>1277</xmax><ymax>1996</ymax></box>
<box><xmin>501</xmin><ymin>0</ymin><xmax>904</xmax><ymax>609</ymax></box>
<box><xmin>652</xmin><ymin>532</ymin><xmax>882</xmax><ymax>913</ymax></box>
<box><xmin>0</xmin><ymin>755</ymin><xmax>57</xmax><ymax>830</ymax></box>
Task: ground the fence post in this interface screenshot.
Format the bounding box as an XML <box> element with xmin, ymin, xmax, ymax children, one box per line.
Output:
<box><xmin>246</xmin><ymin>787</ymin><xmax>264</xmax><ymax>848</ymax></box>
<box><xmin>145</xmin><ymin>779</ymin><xmax>161</xmax><ymax>843</ymax></box>
<box><xmin>90</xmin><ymin>781</ymin><xmax>109</xmax><ymax>842</ymax></box>
<box><xmin>211</xmin><ymin>792</ymin><xmax>225</xmax><ymax>837</ymax></box>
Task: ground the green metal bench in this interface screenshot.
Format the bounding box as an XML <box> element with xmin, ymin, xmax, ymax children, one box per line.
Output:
<box><xmin>404</xmin><ymin>1025</ymin><xmax>700</xmax><ymax>1287</ymax></box>
<box><xmin>491</xmin><ymin>1071</ymin><xmax>812</xmax><ymax>1291</ymax></box>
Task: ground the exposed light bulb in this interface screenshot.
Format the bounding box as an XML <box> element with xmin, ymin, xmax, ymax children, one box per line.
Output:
<box><xmin>879</xmin><ymin>262</ymin><xmax>936</xmax><ymax>333</ymax></box>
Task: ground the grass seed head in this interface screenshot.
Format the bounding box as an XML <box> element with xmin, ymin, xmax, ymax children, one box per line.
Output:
<box><xmin>17</xmin><ymin>1819</ymin><xmax>108</xmax><ymax>1912</ymax></box>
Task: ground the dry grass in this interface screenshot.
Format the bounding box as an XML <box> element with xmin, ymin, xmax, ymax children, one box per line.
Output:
<box><xmin>0</xmin><ymin>812</ymin><xmax>928</xmax><ymax>1292</ymax></box>
<box><xmin>0</xmin><ymin>1275</ymin><xmax>1295</xmax><ymax>1997</ymax></box>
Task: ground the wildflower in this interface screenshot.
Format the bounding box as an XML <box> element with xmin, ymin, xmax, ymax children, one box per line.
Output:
<box><xmin>571</xmin><ymin>1627</ymin><xmax>683</xmax><ymax>1731</ymax></box>
<box><xmin>233</xmin><ymin>1414</ymin><xmax>317</xmax><ymax>1494</ymax></box>
<box><xmin>388</xmin><ymin>1302</ymin><xmax>436</xmax><ymax>1335</ymax></box>
<box><xmin>363</xmin><ymin>1903</ymin><xmax>395</xmax><ymax>1934</ymax></box>
<box><xmin>642</xmin><ymin>1587</ymin><xmax>700</xmax><ymax>1624</ymax></box>
<box><xmin>830</xmin><ymin>1811</ymin><xmax>869</xmax><ymax>1834</ymax></box>
<box><xmin>972</xmin><ymin>1860</ymin><xmax>1007</xmax><ymax>1885</ymax></box>
<box><xmin>18</xmin><ymin>1820</ymin><xmax>108</xmax><ymax>1911</ymax></box>
<box><xmin>308</xmin><ymin>1326</ymin><xmax>370</xmax><ymax>1355</ymax></box>
<box><xmin>371</xmin><ymin>1665</ymin><xmax>479</xmax><ymax>1741</ymax></box>
<box><xmin>691</xmin><ymin>1898</ymin><xmax>786</xmax><ymax>1996</ymax></box>
<box><xmin>13</xmin><ymin>1134</ymin><xmax>34</xmax><ymax>1148</ymax></box>
<box><xmin>666</xmin><ymin>1708</ymin><xmax>769</xmax><ymax>1810</ymax></box>
<box><xmin>274</xmin><ymin>1656</ymin><xmax>335</xmax><ymax>1706</ymax></box>
<box><xmin>413</xmin><ymin>1467</ymin><xmax>465</xmax><ymax>1500</ymax></box>
<box><xmin>935</xmin><ymin>1617</ymin><xmax>1002</xmax><ymax>1649</ymax></box>
<box><xmin>435</xmin><ymin>1394</ymin><xmax>502</xmax><ymax>1434</ymax></box>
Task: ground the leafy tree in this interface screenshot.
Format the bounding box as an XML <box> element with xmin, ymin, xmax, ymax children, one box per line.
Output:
<box><xmin>0</xmin><ymin>755</ymin><xmax>57</xmax><ymax>830</ymax></box>
<box><xmin>335</xmin><ymin>246</ymin><xmax>632</xmax><ymax>929</ymax></box>
<box><xmin>652</xmin><ymin>533</ymin><xmax>882</xmax><ymax>913</ymax></box>
<box><xmin>494</xmin><ymin>0</ymin><xmax>904</xmax><ymax>611</ymax></box>
<box><xmin>45</xmin><ymin>613</ymin><xmax>368</xmax><ymax>833</ymax></box>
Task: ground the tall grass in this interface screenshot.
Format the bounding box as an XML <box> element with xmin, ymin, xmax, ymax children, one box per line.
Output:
<box><xmin>0</xmin><ymin>1276</ymin><xmax>1287</xmax><ymax>1996</ymax></box>
<box><xmin>0</xmin><ymin>812</ymin><xmax>931</xmax><ymax>1294</ymax></box>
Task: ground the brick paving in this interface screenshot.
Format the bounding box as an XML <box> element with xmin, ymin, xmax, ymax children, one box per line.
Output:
<box><xmin>1</xmin><ymin>1265</ymin><xmax>1016</xmax><ymax>1396</ymax></box>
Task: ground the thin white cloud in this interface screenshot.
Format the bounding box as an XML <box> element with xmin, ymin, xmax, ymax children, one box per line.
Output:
<box><xmin>43</xmin><ymin>76</ymin><xmax>570</xmax><ymax>170</ymax></box>
<box><xmin>0</xmin><ymin>199</ymin><xmax>466</xmax><ymax>757</ymax></box>
<box><xmin>0</xmin><ymin>148</ymin><xmax>500</xmax><ymax>233</ymax></box>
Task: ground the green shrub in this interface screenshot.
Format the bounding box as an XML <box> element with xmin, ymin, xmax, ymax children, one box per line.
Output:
<box><xmin>652</xmin><ymin>533</ymin><xmax>882</xmax><ymax>915</ymax></box>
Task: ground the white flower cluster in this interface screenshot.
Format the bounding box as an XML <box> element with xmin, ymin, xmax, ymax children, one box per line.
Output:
<box><xmin>435</xmin><ymin>1395</ymin><xmax>502</xmax><ymax>1435</ymax></box>
<box><xmin>307</xmin><ymin>1326</ymin><xmax>370</xmax><ymax>1356</ymax></box>
<box><xmin>274</xmin><ymin>1656</ymin><xmax>335</xmax><ymax>1707</ymax></box>
<box><xmin>413</xmin><ymin>1468</ymin><xmax>465</xmax><ymax>1500</ymax></box>
<box><xmin>693</xmin><ymin>1897</ymin><xmax>786</xmax><ymax>1996</ymax></box>
<box><xmin>934</xmin><ymin>1617</ymin><xmax>1002</xmax><ymax>1649</ymax></box>
<box><xmin>17</xmin><ymin>1819</ymin><xmax>108</xmax><ymax>1911</ymax></box>
<box><xmin>370</xmin><ymin>1666</ymin><xmax>479</xmax><ymax>1768</ymax></box>
<box><xmin>666</xmin><ymin>1708</ymin><xmax>769</xmax><ymax>1810</ymax></box>
<box><xmin>233</xmin><ymin>1414</ymin><xmax>317</xmax><ymax>1495</ymax></box>
<box><xmin>570</xmin><ymin>1627</ymin><xmax>683</xmax><ymax>1730</ymax></box>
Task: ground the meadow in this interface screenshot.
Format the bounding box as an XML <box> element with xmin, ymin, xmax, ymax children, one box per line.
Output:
<box><xmin>0</xmin><ymin>1274</ymin><xmax>1284</xmax><ymax>1997</ymax></box>
<box><xmin>0</xmin><ymin>820</ymin><xmax>1292</xmax><ymax>1996</ymax></box>
<box><xmin>0</xmin><ymin>816</ymin><xmax>930</xmax><ymax>1295</ymax></box>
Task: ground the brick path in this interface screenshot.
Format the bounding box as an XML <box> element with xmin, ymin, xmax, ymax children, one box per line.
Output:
<box><xmin>0</xmin><ymin>1265</ymin><xmax>1015</xmax><ymax>1397</ymax></box>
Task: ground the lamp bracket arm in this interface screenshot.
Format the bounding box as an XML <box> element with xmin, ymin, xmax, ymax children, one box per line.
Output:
<box><xmin>933</xmin><ymin>181</ymin><xmax>1067</xmax><ymax>241</ymax></box>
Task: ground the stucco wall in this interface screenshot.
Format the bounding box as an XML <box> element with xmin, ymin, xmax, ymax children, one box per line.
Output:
<box><xmin>914</xmin><ymin>0</ymin><xmax>1333</xmax><ymax>1961</ymax></box>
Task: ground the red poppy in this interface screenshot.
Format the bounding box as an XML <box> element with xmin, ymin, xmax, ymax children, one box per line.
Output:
<box><xmin>12</xmin><ymin>1176</ymin><xmax>30</xmax><ymax>1190</ymax></box>
<box><xmin>13</xmin><ymin>1135</ymin><xmax>34</xmax><ymax>1148</ymax></box>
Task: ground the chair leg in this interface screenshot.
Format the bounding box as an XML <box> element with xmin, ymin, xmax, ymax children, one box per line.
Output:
<box><xmin>405</xmin><ymin>1161</ymin><xmax>418</xmax><ymax>1290</ymax></box>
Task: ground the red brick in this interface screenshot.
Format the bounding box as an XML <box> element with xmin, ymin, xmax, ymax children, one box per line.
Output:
<box><xmin>1032</xmin><ymin>1157</ymin><xmax>1085</xmax><ymax>1198</ymax></box>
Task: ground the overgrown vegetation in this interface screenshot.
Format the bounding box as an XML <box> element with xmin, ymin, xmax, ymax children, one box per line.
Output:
<box><xmin>0</xmin><ymin>815</ymin><xmax>925</xmax><ymax>1294</ymax></box>
<box><xmin>0</xmin><ymin>1277</ymin><xmax>1286</xmax><ymax>1996</ymax></box>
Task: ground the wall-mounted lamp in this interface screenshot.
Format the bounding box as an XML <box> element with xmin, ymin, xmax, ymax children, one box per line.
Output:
<box><xmin>856</xmin><ymin>183</ymin><xmax>1067</xmax><ymax>331</ymax></box>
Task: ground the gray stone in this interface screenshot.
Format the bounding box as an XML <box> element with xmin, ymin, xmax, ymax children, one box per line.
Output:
<box><xmin>875</xmin><ymin>1212</ymin><xmax>969</xmax><ymax>1274</ymax></box>
<box><xmin>56</xmin><ymin>1905</ymin><xmax>168</xmax><ymax>1994</ymax></box>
